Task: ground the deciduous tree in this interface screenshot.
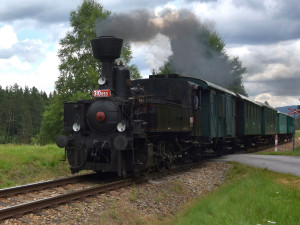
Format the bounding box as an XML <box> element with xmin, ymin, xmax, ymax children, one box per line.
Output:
<box><xmin>40</xmin><ymin>0</ymin><xmax>141</xmax><ymax>143</ymax></box>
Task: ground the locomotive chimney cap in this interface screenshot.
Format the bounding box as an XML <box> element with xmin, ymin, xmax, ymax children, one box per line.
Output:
<box><xmin>91</xmin><ymin>36</ymin><xmax>123</xmax><ymax>62</ymax></box>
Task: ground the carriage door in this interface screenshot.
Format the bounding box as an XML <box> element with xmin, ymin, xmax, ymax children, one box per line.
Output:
<box><xmin>225</xmin><ymin>95</ymin><xmax>235</xmax><ymax>137</ymax></box>
<box><xmin>217</xmin><ymin>93</ymin><xmax>226</xmax><ymax>137</ymax></box>
<box><xmin>210</xmin><ymin>91</ymin><xmax>217</xmax><ymax>138</ymax></box>
<box><xmin>192</xmin><ymin>88</ymin><xmax>202</xmax><ymax>136</ymax></box>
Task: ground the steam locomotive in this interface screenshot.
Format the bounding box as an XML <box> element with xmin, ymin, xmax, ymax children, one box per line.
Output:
<box><xmin>56</xmin><ymin>36</ymin><xmax>294</xmax><ymax>176</ymax></box>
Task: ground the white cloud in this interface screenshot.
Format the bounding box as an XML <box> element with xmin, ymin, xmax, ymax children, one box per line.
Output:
<box><xmin>0</xmin><ymin>45</ymin><xmax>60</xmax><ymax>93</ymax></box>
<box><xmin>0</xmin><ymin>56</ymin><xmax>32</xmax><ymax>71</ymax></box>
<box><xmin>0</xmin><ymin>25</ymin><xmax>18</xmax><ymax>49</ymax></box>
<box><xmin>227</xmin><ymin>39</ymin><xmax>300</xmax><ymax>107</ymax></box>
<box><xmin>35</xmin><ymin>49</ymin><xmax>60</xmax><ymax>92</ymax></box>
<box><xmin>228</xmin><ymin>39</ymin><xmax>300</xmax><ymax>82</ymax></box>
<box><xmin>254</xmin><ymin>93</ymin><xmax>300</xmax><ymax>108</ymax></box>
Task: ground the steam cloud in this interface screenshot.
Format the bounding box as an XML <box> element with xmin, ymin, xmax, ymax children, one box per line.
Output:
<box><xmin>95</xmin><ymin>9</ymin><xmax>233</xmax><ymax>86</ymax></box>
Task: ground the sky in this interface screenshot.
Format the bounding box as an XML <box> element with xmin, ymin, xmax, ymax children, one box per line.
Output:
<box><xmin>0</xmin><ymin>0</ymin><xmax>299</xmax><ymax>107</ymax></box>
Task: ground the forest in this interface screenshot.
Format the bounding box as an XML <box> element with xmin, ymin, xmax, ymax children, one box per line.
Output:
<box><xmin>0</xmin><ymin>84</ymin><xmax>49</xmax><ymax>144</ymax></box>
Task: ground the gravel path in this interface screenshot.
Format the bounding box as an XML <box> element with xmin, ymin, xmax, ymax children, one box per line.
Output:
<box><xmin>4</xmin><ymin>161</ymin><xmax>231</xmax><ymax>225</ymax></box>
<box><xmin>217</xmin><ymin>154</ymin><xmax>300</xmax><ymax>176</ymax></box>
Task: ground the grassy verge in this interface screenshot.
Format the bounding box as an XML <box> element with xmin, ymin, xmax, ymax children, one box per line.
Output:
<box><xmin>257</xmin><ymin>145</ymin><xmax>300</xmax><ymax>156</ymax></box>
<box><xmin>0</xmin><ymin>144</ymin><xmax>70</xmax><ymax>188</ymax></box>
<box><xmin>166</xmin><ymin>163</ymin><xmax>300</xmax><ymax>225</ymax></box>
<box><xmin>296</xmin><ymin>130</ymin><xmax>300</xmax><ymax>139</ymax></box>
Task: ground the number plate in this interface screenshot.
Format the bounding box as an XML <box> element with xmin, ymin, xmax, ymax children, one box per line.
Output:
<box><xmin>93</xmin><ymin>89</ymin><xmax>111</xmax><ymax>97</ymax></box>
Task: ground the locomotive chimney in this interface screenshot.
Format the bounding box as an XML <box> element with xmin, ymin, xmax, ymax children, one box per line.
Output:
<box><xmin>91</xmin><ymin>36</ymin><xmax>123</xmax><ymax>91</ymax></box>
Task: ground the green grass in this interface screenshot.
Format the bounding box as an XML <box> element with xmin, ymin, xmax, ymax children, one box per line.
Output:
<box><xmin>167</xmin><ymin>163</ymin><xmax>300</xmax><ymax>225</ymax></box>
<box><xmin>0</xmin><ymin>144</ymin><xmax>70</xmax><ymax>188</ymax></box>
<box><xmin>257</xmin><ymin>145</ymin><xmax>300</xmax><ymax>156</ymax></box>
<box><xmin>296</xmin><ymin>130</ymin><xmax>300</xmax><ymax>138</ymax></box>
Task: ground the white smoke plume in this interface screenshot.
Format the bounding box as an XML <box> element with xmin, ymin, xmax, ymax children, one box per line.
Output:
<box><xmin>143</xmin><ymin>33</ymin><xmax>173</xmax><ymax>73</ymax></box>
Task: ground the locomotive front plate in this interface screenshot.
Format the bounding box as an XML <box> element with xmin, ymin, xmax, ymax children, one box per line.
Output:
<box><xmin>93</xmin><ymin>89</ymin><xmax>111</xmax><ymax>97</ymax></box>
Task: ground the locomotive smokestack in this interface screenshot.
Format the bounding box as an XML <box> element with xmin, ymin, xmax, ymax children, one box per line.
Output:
<box><xmin>91</xmin><ymin>36</ymin><xmax>123</xmax><ymax>90</ymax></box>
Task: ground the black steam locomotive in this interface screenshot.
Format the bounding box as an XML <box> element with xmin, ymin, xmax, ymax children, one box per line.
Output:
<box><xmin>56</xmin><ymin>36</ymin><xmax>294</xmax><ymax>176</ymax></box>
<box><xmin>56</xmin><ymin>36</ymin><xmax>205</xmax><ymax>176</ymax></box>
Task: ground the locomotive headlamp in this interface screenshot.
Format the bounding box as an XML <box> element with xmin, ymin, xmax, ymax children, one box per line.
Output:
<box><xmin>72</xmin><ymin>122</ymin><xmax>81</xmax><ymax>132</ymax></box>
<box><xmin>98</xmin><ymin>77</ymin><xmax>106</xmax><ymax>85</ymax></box>
<box><xmin>117</xmin><ymin>122</ymin><xmax>126</xmax><ymax>132</ymax></box>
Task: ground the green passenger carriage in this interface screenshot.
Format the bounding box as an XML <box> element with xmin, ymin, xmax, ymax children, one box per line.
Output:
<box><xmin>278</xmin><ymin>112</ymin><xmax>294</xmax><ymax>141</ymax></box>
<box><xmin>236</xmin><ymin>94</ymin><xmax>262</xmax><ymax>137</ymax></box>
<box><xmin>278</xmin><ymin>112</ymin><xmax>288</xmax><ymax>134</ymax></box>
<box><xmin>256</xmin><ymin>102</ymin><xmax>278</xmax><ymax>136</ymax></box>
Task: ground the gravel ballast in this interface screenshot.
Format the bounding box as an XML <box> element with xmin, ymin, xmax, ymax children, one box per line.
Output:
<box><xmin>4</xmin><ymin>161</ymin><xmax>231</xmax><ymax>225</ymax></box>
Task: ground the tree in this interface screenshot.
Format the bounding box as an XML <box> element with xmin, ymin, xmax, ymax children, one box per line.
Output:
<box><xmin>39</xmin><ymin>93</ymin><xmax>64</xmax><ymax>144</ymax></box>
<box><xmin>56</xmin><ymin>0</ymin><xmax>110</xmax><ymax>98</ymax></box>
<box><xmin>159</xmin><ymin>61</ymin><xmax>175</xmax><ymax>75</ymax></box>
<box><xmin>0</xmin><ymin>85</ymin><xmax>49</xmax><ymax>144</ymax></box>
<box><xmin>40</xmin><ymin>0</ymin><xmax>141</xmax><ymax>144</ymax></box>
<box><xmin>159</xmin><ymin>28</ymin><xmax>247</xmax><ymax>96</ymax></box>
<box><xmin>128</xmin><ymin>64</ymin><xmax>142</xmax><ymax>80</ymax></box>
<box><xmin>19</xmin><ymin>109</ymin><xmax>33</xmax><ymax>144</ymax></box>
<box><xmin>56</xmin><ymin>0</ymin><xmax>141</xmax><ymax>98</ymax></box>
<box><xmin>226</xmin><ymin>56</ymin><xmax>247</xmax><ymax>96</ymax></box>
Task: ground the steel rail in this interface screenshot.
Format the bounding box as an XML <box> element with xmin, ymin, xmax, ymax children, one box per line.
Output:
<box><xmin>0</xmin><ymin>178</ymin><xmax>133</xmax><ymax>221</ymax></box>
<box><xmin>0</xmin><ymin>173</ymin><xmax>95</xmax><ymax>198</ymax></box>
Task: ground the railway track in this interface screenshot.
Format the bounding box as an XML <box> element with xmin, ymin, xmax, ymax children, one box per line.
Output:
<box><xmin>0</xmin><ymin>178</ymin><xmax>133</xmax><ymax>221</ymax></box>
<box><xmin>0</xmin><ymin>172</ymin><xmax>131</xmax><ymax>220</ymax></box>
<box><xmin>0</xmin><ymin>161</ymin><xmax>204</xmax><ymax>222</ymax></box>
<box><xmin>0</xmin><ymin>173</ymin><xmax>96</xmax><ymax>198</ymax></box>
